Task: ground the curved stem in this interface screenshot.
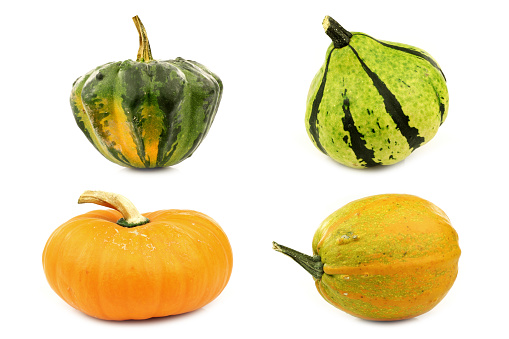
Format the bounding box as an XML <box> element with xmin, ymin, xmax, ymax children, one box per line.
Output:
<box><xmin>78</xmin><ymin>190</ymin><xmax>150</xmax><ymax>227</ymax></box>
<box><xmin>323</xmin><ymin>15</ymin><xmax>352</xmax><ymax>48</ymax></box>
<box><xmin>133</xmin><ymin>15</ymin><xmax>153</xmax><ymax>62</ymax></box>
<box><xmin>273</xmin><ymin>242</ymin><xmax>324</xmax><ymax>280</ymax></box>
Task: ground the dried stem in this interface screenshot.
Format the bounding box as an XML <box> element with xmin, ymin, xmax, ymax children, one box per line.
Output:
<box><xmin>133</xmin><ymin>15</ymin><xmax>153</xmax><ymax>62</ymax></box>
<box><xmin>78</xmin><ymin>190</ymin><xmax>150</xmax><ymax>227</ymax></box>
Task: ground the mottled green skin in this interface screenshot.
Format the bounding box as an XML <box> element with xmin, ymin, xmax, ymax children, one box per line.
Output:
<box><xmin>71</xmin><ymin>58</ymin><xmax>222</xmax><ymax>168</ymax></box>
<box><xmin>305</xmin><ymin>33</ymin><xmax>448</xmax><ymax>168</ymax></box>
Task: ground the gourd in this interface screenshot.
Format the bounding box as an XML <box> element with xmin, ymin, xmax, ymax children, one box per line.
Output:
<box><xmin>71</xmin><ymin>16</ymin><xmax>223</xmax><ymax>168</ymax></box>
<box><xmin>42</xmin><ymin>191</ymin><xmax>233</xmax><ymax>320</ymax></box>
<box><xmin>273</xmin><ymin>194</ymin><xmax>460</xmax><ymax>321</ymax></box>
<box><xmin>305</xmin><ymin>16</ymin><xmax>448</xmax><ymax>168</ymax></box>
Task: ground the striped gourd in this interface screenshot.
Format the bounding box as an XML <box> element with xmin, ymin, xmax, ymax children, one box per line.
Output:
<box><xmin>273</xmin><ymin>194</ymin><xmax>461</xmax><ymax>321</ymax></box>
<box><xmin>305</xmin><ymin>16</ymin><xmax>448</xmax><ymax>168</ymax></box>
<box><xmin>71</xmin><ymin>16</ymin><xmax>222</xmax><ymax>169</ymax></box>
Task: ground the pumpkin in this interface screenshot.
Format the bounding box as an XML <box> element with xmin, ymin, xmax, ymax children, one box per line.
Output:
<box><xmin>305</xmin><ymin>16</ymin><xmax>448</xmax><ymax>168</ymax></box>
<box><xmin>42</xmin><ymin>190</ymin><xmax>233</xmax><ymax>320</ymax></box>
<box><xmin>71</xmin><ymin>16</ymin><xmax>223</xmax><ymax>168</ymax></box>
<box><xmin>273</xmin><ymin>194</ymin><xmax>460</xmax><ymax>321</ymax></box>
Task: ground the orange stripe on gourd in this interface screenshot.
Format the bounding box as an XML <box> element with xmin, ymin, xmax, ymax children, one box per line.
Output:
<box><xmin>71</xmin><ymin>76</ymin><xmax>127</xmax><ymax>167</ymax></box>
<box><xmin>104</xmin><ymin>97</ymin><xmax>145</xmax><ymax>167</ymax></box>
<box><xmin>139</xmin><ymin>103</ymin><xmax>165</xmax><ymax>167</ymax></box>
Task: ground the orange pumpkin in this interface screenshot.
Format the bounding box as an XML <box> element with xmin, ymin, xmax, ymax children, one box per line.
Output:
<box><xmin>274</xmin><ymin>194</ymin><xmax>460</xmax><ymax>321</ymax></box>
<box><xmin>42</xmin><ymin>190</ymin><xmax>233</xmax><ymax>321</ymax></box>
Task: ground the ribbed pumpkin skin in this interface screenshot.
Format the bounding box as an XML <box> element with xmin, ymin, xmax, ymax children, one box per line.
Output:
<box><xmin>71</xmin><ymin>58</ymin><xmax>223</xmax><ymax>168</ymax></box>
<box><xmin>311</xmin><ymin>194</ymin><xmax>460</xmax><ymax>320</ymax></box>
<box><xmin>306</xmin><ymin>33</ymin><xmax>448</xmax><ymax>168</ymax></box>
<box><xmin>42</xmin><ymin>209</ymin><xmax>233</xmax><ymax>321</ymax></box>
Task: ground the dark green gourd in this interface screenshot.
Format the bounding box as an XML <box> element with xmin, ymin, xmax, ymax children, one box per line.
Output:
<box><xmin>305</xmin><ymin>16</ymin><xmax>448</xmax><ymax>168</ymax></box>
<box><xmin>71</xmin><ymin>16</ymin><xmax>223</xmax><ymax>168</ymax></box>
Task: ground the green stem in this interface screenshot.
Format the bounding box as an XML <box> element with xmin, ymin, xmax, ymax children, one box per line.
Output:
<box><xmin>133</xmin><ymin>15</ymin><xmax>153</xmax><ymax>62</ymax></box>
<box><xmin>322</xmin><ymin>15</ymin><xmax>352</xmax><ymax>48</ymax></box>
<box><xmin>273</xmin><ymin>242</ymin><xmax>324</xmax><ymax>280</ymax></box>
<box><xmin>78</xmin><ymin>190</ymin><xmax>150</xmax><ymax>227</ymax></box>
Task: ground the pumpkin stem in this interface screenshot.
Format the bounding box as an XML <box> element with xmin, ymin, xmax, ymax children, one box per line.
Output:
<box><xmin>133</xmin><ymin>15</ymin><xmax>153</xmax><ymax>62</ymax></box>
<box><xmin>323</xmin><ymin>15</ymin><xmax>352</xmax><ymax>48</ymax></box>
<box><xmin>273</xmin><ymin>242</ymin><xmax>324</xmax><ymax>280</ymax></box>
<box><xmin>78</xmin><ymin>190</ymin><xmax>150</xmax><ymax>227</ymax></box>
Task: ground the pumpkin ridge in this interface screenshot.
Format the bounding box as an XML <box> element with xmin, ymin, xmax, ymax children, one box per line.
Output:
<box><xmin>58</xmin><ymin>219</ymin><xmax>108</xmax><ymax>318</ymax></box>
<box><xmin>119</xmin><ymin>60</ymin><xmax>166</xmax><ymax>168</ymax></box>
<box><xmin>153</xmin><ymin>63</ymin><xmax>185</xmax><ymax>167</ymax></box>
<box><xmin>146</xmin><ymin>228</ymin><xmax>169</xmax><ymax>317</ymax></box>
<box><xmin>340</xmin><ymin>89</ymin><xmax>378</xmax><ymax>167</ymax></box>
<box><xmin>182</xmin><ymin>59</ymin><xmax>223</xmax><ymax>134</ymax></box>
<box><xmin>94</xmin><ymin>237</ymin><xmax>112</xmax><ymax>319</ymax></box>
<box><xmin>171</xmin><ymin>59</ymin><xmax>222</xmax><ymax>164</ymax></box>
<box><xmin>120</xmin><ymin>61</ymin><xmax>151</xmax><ymax>167</ymax></box>
<box><xmin>348</xmin><ymin>44</ymin><xmax>425</xmax><ymax>151</ymax></box>
<box><xmin>182</xmin><ymin>214</ymin><xmax>233</xmax><ymax>294</ymax></box>
<box><xmin>354</xmin><ymin>33</ymin><xmax>446</xmax><ymax>81</ymax></box>
<box><xmin>81</xmin><ymin>63</ymin><xmax>143</xmax><ymax>167</ymax></box>
<box><xmin>308</xmin><ymin>47</ymin><xmax>335</xmax><ymax>156</ymax></box>
<box><xmin>318</xmin><ymin>258</ymin><xmax>457</xmax><ymax>319</ymax></box>
<box><xmin>158</xmin><ymin>222</ymin><xmax>214</xmax><ymax>313</ymax></box>
<box><xmin>162</xmin><ymin>213</ymin><xmax>233</xmax><ymax>284</ymax></box>
<box><xmin>147</xmin><ymin>211</ymin><xmax>233</xmax><ymax>306</ymax></box>
<box><xmin>155</xmin><ymin>65</ymin><xmax>187</xmax><ymax>166</ymax></box>
<box><xmin>71</xmin><ymin>72</ymin><xmax>99</xmax><ymax>146</ymax></box>
<box><xmin>318</xmin><ymin>278</ymin><xmax>364</xmax><ymax>302</ymax></box>
<box><xmin>317</xmin><ymin>279</ymin><xmax>419</xmax><ymax>321</ymax></box>
<box><xmin>322</xmin><ymin>249</ymin><xmax>460</xmax><ymax>275</ymax></box>
<box><xmin>71</xmin><ymin>65</ymin><xmax>127</xmax><ymax>167</ymax></box>
<box><xmin>349</xmin><ymin>35</ymin><xmax>448</xmax><ymax>139</ymax></box>
<box><xmin>111</xmin><ymin>69</ymin><xmax>145</xmax><ymax>167</ymax></box>
<box><xmin>144</xmin><ymin>224</ymin><xmax>185</xmax><ymax>318</ymax></box>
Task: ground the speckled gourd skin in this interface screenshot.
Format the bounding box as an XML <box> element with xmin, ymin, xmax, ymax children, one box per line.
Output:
<box><xmin>71</xmin><ymin>58</ymin><xmax>222</xmax><ymax>168</ymax></box>
<box><xmin>311</xmin><ymin>194</ymin><xmax>460</xmax><ymax>320</ymax></box>
<box><xmin>306</xmin><ymin>31</ymin><xmax>448</xmax><ymax>168</ymax></box>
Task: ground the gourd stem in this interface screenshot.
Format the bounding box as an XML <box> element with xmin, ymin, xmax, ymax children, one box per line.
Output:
<box><xmin>78</xmin><ymin>190</ymin><xmax>150</xmax><ymax>227</ymax></box>
<box><xmin>273</xmin><ymin>242</ymin><xmax>324</xmax><ymax>280</ymax></box>
<box><xmin>323</xmin><ymin>15</ymin><xmax>352</xmax><ymax>48</ymax></box>
<box><xmin>133</xmin><ymin>15</ymin><xmax>153</xmax><ymax>62</ymax></box>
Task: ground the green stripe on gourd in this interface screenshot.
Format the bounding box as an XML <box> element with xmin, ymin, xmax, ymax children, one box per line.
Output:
<box><xmin>70</xmin><ymin>16</ymin><xmax>222</xmax><ymax>168</ymax></box>
<box><xmin>305</xmin><ymin>16</ymin><xmax>448</xmax><ymax>168</ymax></box>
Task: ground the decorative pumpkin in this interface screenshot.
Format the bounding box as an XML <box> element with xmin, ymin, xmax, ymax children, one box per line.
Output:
<box><xmin>273</xmin><ymin>194</ymin><xmax>460</xmax><ymax>321</ymax></box>
<box><xmin>71</xmin><ymin>16</ymin><xmax>223</xmax><ymax>168</ymax></box>
<box><xmin>42</xmin><ymin>190</ymin><xmax>233</xmax><ymax>320</ymax></box>
<box><xmin>305</xmin><ymin>16</ymin><xmax>448</xmax><ymax>168</ymax></box>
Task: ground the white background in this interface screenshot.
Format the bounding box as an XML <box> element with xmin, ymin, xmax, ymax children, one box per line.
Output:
<box><xmin>1</xmin><ymin>0</ymin><xmax>507</xmax><ymax>337</ymax></box>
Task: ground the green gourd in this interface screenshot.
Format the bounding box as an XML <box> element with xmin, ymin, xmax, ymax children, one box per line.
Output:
<box><xmin>71</xmin><ymin>16</ymin><xmax>222</xmax><ymax>168</ymax></box>
<box><xmin>305</xmin><ymin>16</ymin><xmax>448</xmax><ymax>168</ymax></box>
